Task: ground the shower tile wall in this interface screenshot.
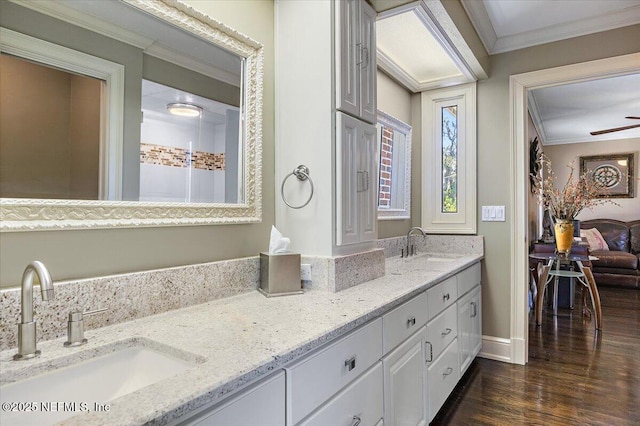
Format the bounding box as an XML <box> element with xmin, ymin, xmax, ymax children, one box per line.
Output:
<box><xmin>139</xmin><ymin>113</ymin><xmax>225</xmax><ymax>203</ymax></box>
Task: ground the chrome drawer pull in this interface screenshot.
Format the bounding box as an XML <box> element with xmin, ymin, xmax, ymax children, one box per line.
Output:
<box><xmin>426</xmin><ymin>341</ymin><xmax>433</xmax><ymax>362</ymax></box>
<box><xmin>352</xmin><ymin>415</ymin><xmax>362</xmax><ymax>426</ymax></box>
<box><xmin>471</xmin><ymin>301</ymin><xmax>477</xmax><ymax>318</ymax></box>
<box><xmin>345</xmin><ymin>356</ymin><xmax>356</xmax><ymax>372</ymax></box>
<box><xmin>443</xmin><ymin>293</ymin><xmax>450</xmax><ymax>301</ymax></box>
<box><xmin>441</xmin><ymin>328</ymin><xmax>452</xmax><ymax>337</ymax></box>
<box><xmin>407</xmin><ymin>316</ymin><xmax>416</xmax><ymax>327</ymax></box>
<box><xmin>442</xmin><ymin>367</ymin><xmax>454</xmax><ymax>377</ymax></box>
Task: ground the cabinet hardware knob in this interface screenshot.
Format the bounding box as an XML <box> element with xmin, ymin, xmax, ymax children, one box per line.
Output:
<box><xmin>443</xmin><ymin>293</ymin><xmax>450</xmax><ymax>301</ymax></box>
<box><xmin>441</xmin><ymin>328</ymin><xmax>452</xmax><ymax>337</ymax></box>
<box><xmin>442</xmin><ymin>367</ymin><xmax>454</xmax><ymax>377</ymax></box>
<box><xmin>351</xmin><ymin>415</ymin><xmax>362</xmax><ymax>426</ymax></box>
<box><xmin>407</xmin><ymin>316</ymin><xmax>416</xmax><ymax>327</ymax></box>
<box><xmin>345</xmin><ymin>356</ymin><xmax>356</xmax><ymax>371</ymax></box>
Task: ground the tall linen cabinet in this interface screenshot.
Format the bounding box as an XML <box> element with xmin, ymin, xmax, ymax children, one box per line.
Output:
<box><xmin>275</xmin><ymin>0</ymin><xmax>378</xmax><ymax>256</ymax></box>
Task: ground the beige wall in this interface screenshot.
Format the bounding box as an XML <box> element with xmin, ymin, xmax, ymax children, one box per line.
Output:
<box><xmin>0</xmin><ymin>56</ymin><xmax>100</xmax><ymax>200</ymax></box>
<box><xmin>477</xmin><ymin>24</ymin><xmax>640</xmax><ymax>339</ymax></box>
<box><xmin>544</xmin><ymin>139</ymin><xmax>640</xmax><ymax>221</ymax></box>
<box><xmin>69</xmin><ymin>74</ymin><xmax>101</xmax><ymax>200</ymax></box>
<box><xmin>0</xmin><ymin>0</ymin><xmax>275</xmax><ymax>287</ymax></box>
<box><xmin>1</xmin><ymin>54</ymin><xmax>71</xmax><ymax>199</ymax></box>
<box><xmin>377</xmin><ymin>70</ymin><xmax>414</xmax><ymax>238</ymax></box>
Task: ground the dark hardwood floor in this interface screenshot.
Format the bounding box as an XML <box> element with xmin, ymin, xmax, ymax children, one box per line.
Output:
<box><xmin>433</xmin><ymin>286</ymin><xmax>640</xmax><ymax>425</ymax></box>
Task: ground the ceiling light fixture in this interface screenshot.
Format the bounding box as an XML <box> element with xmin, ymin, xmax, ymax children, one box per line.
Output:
<box><xmin>166</xmin><ymin>103</ymin><xmax>202</xmax><ymax>117</ymax></box>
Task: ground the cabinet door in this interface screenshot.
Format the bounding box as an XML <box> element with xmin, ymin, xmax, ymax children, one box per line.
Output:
<box><xmin>179</xmin><ymin>371</ymin><xmax>285</xmax><ymax>425</ymax></box>
<box><xmin>358</xmin><ymin>121</ymin><xmax>377</xmax><ymax>242</ymax></box>
<box><xmin>358</xmin><ymin>0</ymin><xmax>377</xmax><ymax>124</ymax></box>
<box><xmin>457</xmin><ymin>285</ymin><xmax>481</xmax><ymax>375</ymax></box>
<box><xmin>382</xmin><ymin>327</ymin><xmax>428</xmax><ymax>426</ymax></box>
<box><xmin>336</xmin><ymin>113</ymin><xmax>377</xmax><ymax>246</ymax></box>
<box><xmin>457</xmin><ymin>293</ymin><xmax>472</xmax><ymax>375</ymax></box>
<box><xmin>336</xmin><ymin>0</ymin><xmax>360</xmax><ymax>118</ymax></box>
<box><xmin>470</xmin><ymin>287</ymin><xmax>482</xmax><ymax>360</ymax></box>
<box><xmin>337</xmin><ymin>112</ymin><xmax>361</xmax><ymax>246</ymax></box>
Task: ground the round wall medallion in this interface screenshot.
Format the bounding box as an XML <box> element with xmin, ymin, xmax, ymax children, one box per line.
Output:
<box><xmin>593</xmin><ymin>164</ymin><xmax>621</xmax><ymax>188</ymax></box>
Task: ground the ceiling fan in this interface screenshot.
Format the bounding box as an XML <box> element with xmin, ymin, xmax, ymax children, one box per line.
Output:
<box><xmin>590</xmin><ymin>116</ymin><xmax>640</xmax><ymax>136</ymax></box>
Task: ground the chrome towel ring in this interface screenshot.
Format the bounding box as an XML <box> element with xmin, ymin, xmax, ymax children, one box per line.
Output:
<box><xmin>281</xmin><ymin>165</ymin><xmax>314</xmax><ymax>209</ymax></box>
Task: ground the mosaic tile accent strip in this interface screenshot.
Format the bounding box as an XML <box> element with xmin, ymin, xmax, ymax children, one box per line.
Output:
<box><xmin>0</xmin><ymin>257</ymin><xmax>259</xmax><ymax>351</ymax></box>
<box><xmin>140</xmin><ymin>143</ymin><xmax>225</xmax><ymax>171</ymax></box>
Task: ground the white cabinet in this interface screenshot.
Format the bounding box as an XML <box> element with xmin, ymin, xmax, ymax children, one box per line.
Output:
<box><xmin>336</xmin><ymin>112</ymin><xmax>378</xmax><ymax>246</ymax></box>
<box><xmin>426</xmin><ymin>338</ymin><xmax>459</xmax><ymax>422</ymax></box>
<box><xmin>458</xmin><ymin>285</ymin><xmax>481</xmax><ymax>375</ymax></box>
<box><xmin>335</xmin><ymin>0</ymin><xmax>377</xmax><ymax>124</ymax></box>
<box><xmin>175</xmin><ymin>371</ymin><xmax>285</xmax><ymax>426</ymax></box>
<box><xmin>300</xmin><ymin>362</ymin><xmax>383</xmax><ymax>426</ymax></box>
<box><xmin>275</xmin><ymin>0</ymin><xmax>377</xmax><ymax>256</ymax></box>
<box><xmin>286</xmin><ymin>318</ymin><xmax>383</xmax><ymax>425</ymax></box>
<box><xmin>382</xmin><ymin>327</ymin><xmax>428</xmax><ymax>426</ymax></box>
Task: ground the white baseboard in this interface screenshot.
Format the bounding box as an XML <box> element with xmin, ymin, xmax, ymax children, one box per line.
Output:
<box><xmin>478</xmin><ymin>335</ymin><xmax>513</xmax><ymax>363</ymax></box>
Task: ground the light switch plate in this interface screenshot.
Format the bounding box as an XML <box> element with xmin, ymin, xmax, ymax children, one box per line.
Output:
<box><xmin>482</xmin><ymin>206</ymin><xmax>505</xmax><ymax>222</ymax></box>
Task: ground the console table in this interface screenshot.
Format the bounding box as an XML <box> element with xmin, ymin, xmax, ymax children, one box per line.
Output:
<box><xmin>530</xmin><ymin>252</ymin><xmax>602</xmax><ymax>330</ymax></box>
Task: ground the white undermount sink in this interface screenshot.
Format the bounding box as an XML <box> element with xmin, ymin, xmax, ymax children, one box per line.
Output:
<box><xmin>0</xmin><ymin>346</ymin><xmax>193</xmax><ymax>425</ymax></box>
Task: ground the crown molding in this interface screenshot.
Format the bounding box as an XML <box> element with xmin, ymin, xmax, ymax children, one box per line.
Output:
<box><xmin>462</xmin><ymin>0</ymin><xmax>640</xmax><ymax>55</ymax></box>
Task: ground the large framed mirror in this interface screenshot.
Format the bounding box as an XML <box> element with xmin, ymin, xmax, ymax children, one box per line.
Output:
<box><xmin>0</xmin><ymin>0</ymin><xmax>263</xmax><ymax>231</ymax></box>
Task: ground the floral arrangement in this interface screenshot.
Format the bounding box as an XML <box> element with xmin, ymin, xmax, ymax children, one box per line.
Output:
<box><xmin>532</xmin><ymin>154</ymin><xmax>618</xmax><ymax>220</ymax></box>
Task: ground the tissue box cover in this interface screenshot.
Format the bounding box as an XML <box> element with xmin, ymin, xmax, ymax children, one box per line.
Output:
<box><xmin>259</xmin><ymin>252</ymin><xmax>303</xmax><ymax>297</ymax></box>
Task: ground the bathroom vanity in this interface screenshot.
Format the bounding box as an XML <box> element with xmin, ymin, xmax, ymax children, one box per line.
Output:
<box><xmin>0</xmin><ymin>253</ymin><xmax>482</xmax><ymax>425</ymax></box>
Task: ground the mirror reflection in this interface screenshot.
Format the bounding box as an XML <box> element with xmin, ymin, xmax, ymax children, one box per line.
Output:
<box><xmin>0</xmin><ymin>0</ymin><xmax>245</xmax><ymax>204</ymax></box>
<box><xmin>376</xmin><ymin>110</ymin><xmax>412</xmax><ymax>220</ymax></box>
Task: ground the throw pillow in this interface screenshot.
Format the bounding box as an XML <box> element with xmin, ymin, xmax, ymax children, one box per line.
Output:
<box><xmin>580</xmin><ymin>228</ymin><xmax>609</xmax><ymax>251</ymax></box>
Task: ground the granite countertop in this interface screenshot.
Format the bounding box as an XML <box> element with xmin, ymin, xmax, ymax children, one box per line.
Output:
<box><xmin>0</xmin><ymin>252</ymin><xmax>482</xmax><ymax>425</ymax></box>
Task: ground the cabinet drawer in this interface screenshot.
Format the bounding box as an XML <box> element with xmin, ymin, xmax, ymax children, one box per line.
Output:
<box><xmin>457</xmin><ymin>262</ymin><xmax>481</xmax><ymax>297</ymax></box>
<box><xmin>286</xmin><ymin>318</ymin><xmax>383</xmax><ymax>425</ymax></box>
<box><xmin>427</xmin><ymin>339</ymin><xmax>460</xmax><ymax>422</ymax></box>
<box><xmin>426</xmin><ymin>303</ymin><xmax>458</xmax><ymax>364</ymax></box>
<box><xmin>382</xmin><ymin>292</ymin><xmax>428</xmax><ymax>354</ymax></box>
<box><xmin>179</xmin><ymin>371</ymin><xmax>285</xmax><ymax>426</ymax></box>
<box><xmin>300</xmin><ymin>362</ymin><xmax>383</xmax><ymax>426</ymax></box>
<box><xmin>427</xmin><ymin>276</ymin><xmax>457</xmax><ymax>320</ymax></box>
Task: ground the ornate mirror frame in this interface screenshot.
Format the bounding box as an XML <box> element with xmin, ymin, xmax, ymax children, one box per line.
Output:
<box><xmin>0</xmin><ymin>0</ymin><xmax>263</xmax><ymax>232</ymax></box>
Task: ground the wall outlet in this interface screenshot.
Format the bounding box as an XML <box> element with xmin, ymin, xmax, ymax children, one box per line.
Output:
<box><xmin>301</xmin><ymin>263</ymin><xmax>312</xmax><ymax>281</ymax></box>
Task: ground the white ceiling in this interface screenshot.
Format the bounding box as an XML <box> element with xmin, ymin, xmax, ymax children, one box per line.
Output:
<box><xmin>374</xmin><ymin>0</ymin><xmax>640</xmax><ymax>145</ymax></box>
<box><xmin>529</xmin><ymin>74</ymin><xmax>640</xmax><ymax>145</ymax></box>
<box><xmin>461</xmin><ymin>0</ymin><xmax>640</xmax><ymax>54</ymax></box>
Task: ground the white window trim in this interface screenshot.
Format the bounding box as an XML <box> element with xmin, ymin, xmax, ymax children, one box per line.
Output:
<box><xmin>421</xmin><ymin>82</ymin><xmax>476</xmax><ymax>234</ymax></box>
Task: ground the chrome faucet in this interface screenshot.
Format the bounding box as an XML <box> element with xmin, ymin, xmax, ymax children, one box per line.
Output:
<box><xmin>403</xmin><ymin>227</ymin><xmax>427</xmax><ymax>258</ymax></box>
<box><xmin>14</xmin><ymin>261</ymin><xmax>55</xmax><ymax>361</ymax></box>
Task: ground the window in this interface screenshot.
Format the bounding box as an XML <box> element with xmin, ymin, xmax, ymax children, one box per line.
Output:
<box><xmin>422</xmin><ymin>83</ymin><xmax>476</xmax><ymax>233</ymax></box>
<box><xmin>441</xmin><ymin>105</ymin><xmax>458</xmax><ymax>213</ymax></box>
<box><xmin>376</xmin><ymin>110</ymin><xmax>412</xmax><ymax>220</ymax></box>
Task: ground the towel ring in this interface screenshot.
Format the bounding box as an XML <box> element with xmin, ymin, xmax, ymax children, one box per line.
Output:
<box><xmin>281</xmin><ymin>165</ymin><xmax>314</xmax><ymax>209</ymax></box>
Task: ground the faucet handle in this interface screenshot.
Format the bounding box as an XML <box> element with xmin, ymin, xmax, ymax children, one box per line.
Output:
<box><xmin>64</xmin><ymin>308</ymin><xmax>107</xmax><ymax>347</ymax></box>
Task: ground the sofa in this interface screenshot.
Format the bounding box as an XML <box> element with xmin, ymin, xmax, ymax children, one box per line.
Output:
<box><xmin>580</xmin><ymin>219</ymin><xmax>640</xmax><ymax>289</ymax></box>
